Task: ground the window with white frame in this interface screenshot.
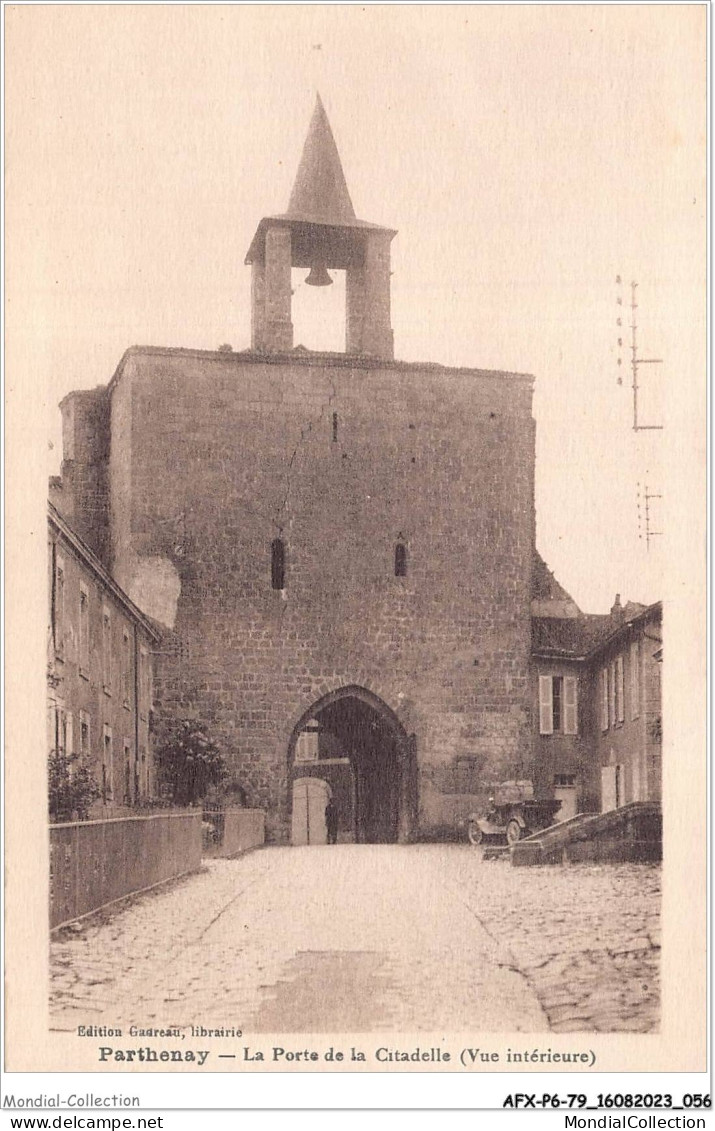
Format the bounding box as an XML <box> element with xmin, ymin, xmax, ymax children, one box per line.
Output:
<box><xmin>102</xmin><ymin>606</ymin><xmax>112</xmax><ymax>693</ymax></box>
<box><xmin>102</xmin><ymin>725</ymin><xmax>113</xmax><ymax>803</ymax></box>
<box><xmin>614</xmin><ymin>655</ymin><xmax>625</xmax><ymax>725</ymax></box>
<box><xmin>52</xmin><ymin>702</ymin><xmax>64</xmax><ymax>756</ymax></box>
<box><xmin>78</xmin><ymin>583</ymin><xmax>90</xmax><ymax>677</ymax></box>
<box><xmin>630</xmin><ymin>641</ymin><xmax>641</xmax><ymax>719</ymax></box>
<box><xmin>54</xmin><ymin>553</ymin><xmax>65</xmax><ymax>659</ymax></box>
<box><xmin>65</xmin><ymin>711</ymin><xmax>74</xmax><ymax>759</ymax></box>
<box><xmin>122</xmin><ymin>628</ymin><xmax>132</xmax><ymax>709</ymax></box>
<box><xmin>600</xmin><ymin>667</ymin><xmax>609</xmax><ymax>731</ymax></box>
<box><xmin>139</xmin><ymin>645</ymin><xmax>151</xmax><ymax>720</ymax></box>
<box><xmin>47</xmin><ymin>700</ymin><xmax>57</xmax><ymax>752</ymax></box>
<box><xmin>63</xmin><ymin>710</ymin><xmax>74</xmax><ymax>775</ymax></box>
<box><xmin>123</xmin><ymin>738</ymin><xmax>132</xmax><ymax>804</ymax></box>
<box><xmin>539</xmin><ymin>675</ymin><xmax>578</xmax><ymax>735</ymax></box>
<box><xmin>295</xmin><ymin>720</ymin><xmax>320</xmax><ymax>762</ymax></box>
<box><xmin>53</xmin><ymin>703</ymin><xmax>73</xmax><ymax>760</ymax></box>
<box><xmin>79</xmin><ymin>710</ymin><xmax>91</xmax><ymax>760</ymax></box>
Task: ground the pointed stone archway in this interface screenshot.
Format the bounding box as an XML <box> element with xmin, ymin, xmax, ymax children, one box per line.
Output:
<box><xmin>288</xmin><ymin>687</ymin><xmax>416</xmax><ymax>845</ymax></box>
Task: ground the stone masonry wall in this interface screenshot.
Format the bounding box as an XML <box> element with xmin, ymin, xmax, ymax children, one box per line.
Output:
<box><xmin>58</xmin><ymin>389</ymin><xmax>111</xmax><ymax>564</ymax></box>
<box><xmin>106</xmin><ymin>348</ymin><xmax>535</xmax><ymax>841</ymax></box>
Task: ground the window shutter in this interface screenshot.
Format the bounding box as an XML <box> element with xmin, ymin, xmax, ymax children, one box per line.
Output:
<box><xmin>79</xmin><ymin>711</ymin><xmax>91</xmax><ymax>758</ymax></box>
<box><xmin>102</xmin><ymin>608</ymin><xmax>112</xmax><ymax>691</ymax></box>
<box><xmin>539</xmin><ymin>675</ymin><xmax>554</xmax><ymax>735</ymax></box>
<box><xmin>140</xmin><ymin>646</ymin><xmax>149</xmax><ymax>718</ymax></box>
<box><xmin>103</xmin><ymin>727</ymin><xmax>113</xmax><ymax>800</ymax></box>
<box><xmin>79</xmin><ymin>585</ymin><xmax>89</xmax><ymax>673</ymax></box>
<box><xmin>609</xmin><ymin>663</ymin><xmax>616</xmax><ymax>727</ymax></box>
<box><xmin>56</xmin><ymin>705</ymin><xmax>66</xmax><ymax>755</ymax></box>
<box><xmin>54</xmin><ymin>558</ymin><xmax>65</xmax><ymax>657</ymax></box>
<box><xmin>630</xmin><ymin>641</ymin><xmax>640</xmax><ymax>719</ymax></box>
<box><xmin>600</xmin><ymin>668</ymin><xmax>609</xmax><ymax>730</ymax></box>
<box><xmin>616</xmin><ymin>656</ymin><xmax>625</xmax><ymax>723</ymax></box>
<box><xmin>52</xmin><ymin>704</ymin><xmax>61</xmax><ymax>754</ymax></box>
<box><xmin>122</xmin><ymin>631</ymin><xmax>132</xmax><ymax>706</ymax></box>
<box><xmin>47</xmin><ymin>701</ymin><xmax>56</xmax><ymax>751</ymax></box>
<box><xmin>295</xmin><ymin>721</ymin><xmax>319</xmax><ymax>762</ymax></box>
<box><xmin>65</xmin><ymin>712</ymin><xmax>74</xmax><ymax>757</ymax></box>
<box><xmin>601</xmin><ymin>766</ymin><xmax>617</xmax><ymax>812</ymax></box>
<box><xmin>631</xmin><ymin>757</ymin><xmax>640</xmax><ymax>802</ymax></box>
<box><xmin>564</xmin><ymin>677</ymin><xmax>578</xmax><ymax>735</ymax></box>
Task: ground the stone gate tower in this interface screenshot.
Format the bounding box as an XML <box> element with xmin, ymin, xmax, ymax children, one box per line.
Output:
<box><xmin>55</xmin><ymin>95</ymin><xmax>537</xmax><ymax>843</ymax></box>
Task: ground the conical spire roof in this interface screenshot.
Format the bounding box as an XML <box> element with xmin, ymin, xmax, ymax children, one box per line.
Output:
<box><xmin>244</xmin><ymin>94</ymin><xmax>395</xmax><ymax>266</ymax></box>
<box><xmin>285</xmin><ymin>94</ymin><xmax>356</xmax><ymax>224</ymax></box>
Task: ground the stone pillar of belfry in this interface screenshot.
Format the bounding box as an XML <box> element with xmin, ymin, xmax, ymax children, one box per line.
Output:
<box><xmin>253</xmin><ymin>226</ymin><xmax>293</xmax><ymax>352</ymax></box>
<box><xmin>250</xmin><ymin>262</ymin><xmax>267</xmax><ymax>351</ymax></box>
<box><xmin>346</xmin><ymin>230</ymin><xmax>394</xmax><ymax>359</ymax></box>
<box><xmin>345</xmin><ymin>264</ymin><xmax>366</xmax><ymax>355</ymax></box>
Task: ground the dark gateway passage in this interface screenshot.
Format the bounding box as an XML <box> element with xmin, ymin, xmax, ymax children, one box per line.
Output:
<box><xmin>289</xmin><ymin>690</ymin><xmax>413</xmax><ymax>845</ymax></box>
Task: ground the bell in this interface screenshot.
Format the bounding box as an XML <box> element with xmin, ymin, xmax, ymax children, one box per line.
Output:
<box><xmin>305</xmin><ymin>263</ymin><xmax>333</xmax><ymax>287</ymax></box>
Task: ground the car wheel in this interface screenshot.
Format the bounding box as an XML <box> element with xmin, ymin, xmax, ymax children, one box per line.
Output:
<box><xmin>467</xmin><ymin>821</ymin><xmax>483</xmax><ymax>846</ymax></box>
<box><xmin>506</xmin><ymin>819</ymin><xmax>523</xmax><ymax>845</ymax></box>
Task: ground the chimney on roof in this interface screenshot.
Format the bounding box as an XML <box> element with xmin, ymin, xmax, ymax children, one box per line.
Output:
<box><xmin>610</xmin><ymin>593</ymin><xmax>624</xmax><ymax>621</ymax></box>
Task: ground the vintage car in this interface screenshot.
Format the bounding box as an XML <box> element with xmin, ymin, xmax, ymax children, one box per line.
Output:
<box><xmin>467</xmin><ymin>780</ymin><xmax>563</xmax><ymax>846</ymax></box>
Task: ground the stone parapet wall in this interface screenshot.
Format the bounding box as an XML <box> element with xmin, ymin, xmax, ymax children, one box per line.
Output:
<box><xmin>203</xmin><ymin>808</ymin><xmax>266</xmax><ymax>857</ymax></box>
<box><xmin>49</xmin><ymin>811</ymin><xmax>202</xmax><ymax>928</ymax></box>
<box><xmin>511</xmin><ymin>803</ymin><xmax>662</xmax><ymax>866</ymax></box>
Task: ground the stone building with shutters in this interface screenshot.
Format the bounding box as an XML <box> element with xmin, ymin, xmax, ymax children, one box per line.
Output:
<box><xmin>531</xmin><ymin>564</ymin><xmax>662</xmax><ymax>819</ymax></box>
<box><xmin>47</xmin><ymin>500</ymin><xmax>160</xmax><ymax>816</ymax></box>
<box><xmin>49</xmin><ymin>95</ymin><xmax>660</xmax><ymax>842</ymax></box>
<box><xmin>589</xmin><ymin>601</ymin><xmax>662</xmax><ymax>811</ymax></box>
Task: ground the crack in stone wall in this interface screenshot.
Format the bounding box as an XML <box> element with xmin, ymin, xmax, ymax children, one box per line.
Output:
<box><xmin>275</xmin><ymin>375</ymin><xmax>338</xmax><ymax>534</ymax></box>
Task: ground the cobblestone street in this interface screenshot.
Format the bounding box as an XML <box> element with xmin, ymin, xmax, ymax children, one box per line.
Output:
<box><xmin>50</xmin><ymin>846</ymin><xmax>660</xmax><ymax>1034</ymax></box>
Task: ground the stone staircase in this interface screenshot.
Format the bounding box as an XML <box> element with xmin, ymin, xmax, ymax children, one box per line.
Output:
<box><xmin>509</xmin><ymin>802</ymin><xmax>662</xmax><ymax>866</ymax></box>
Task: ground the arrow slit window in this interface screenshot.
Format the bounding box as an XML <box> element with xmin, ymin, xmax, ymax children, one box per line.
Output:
<box><xmin>271</xmin><ymin>539</ymin><xmax>285</xmax><ymax>590</ymax></box>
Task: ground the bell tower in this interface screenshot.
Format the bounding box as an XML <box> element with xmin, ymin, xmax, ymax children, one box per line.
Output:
<box><xmin>245</xmin><ymin>95</ymin><xmax>396</xmax><ymax>359</ymax></box>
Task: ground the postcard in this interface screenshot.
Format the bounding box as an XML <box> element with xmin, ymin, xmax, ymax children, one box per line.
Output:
<box><xmin>3</xmin><ymin>2</ymin><xmax>707</xmax><ymax>1108</ymax></box>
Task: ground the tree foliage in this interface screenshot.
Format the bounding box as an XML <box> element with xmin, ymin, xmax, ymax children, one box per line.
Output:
<box><xmin>156</xmin><ymin>719</ymin><xmax>227</xmax><ymax>806</ymax></box>
<box><xmin>48</xmin><ymin>750</ymin><xmax>101</xmax><ymax>822</ymax></box>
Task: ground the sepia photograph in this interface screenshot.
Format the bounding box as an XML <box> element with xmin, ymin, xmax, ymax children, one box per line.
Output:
<box><xmin>3</xmin><ymin>1</ymin><xmax>707</xmax><ymax>1093</ymax></box>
